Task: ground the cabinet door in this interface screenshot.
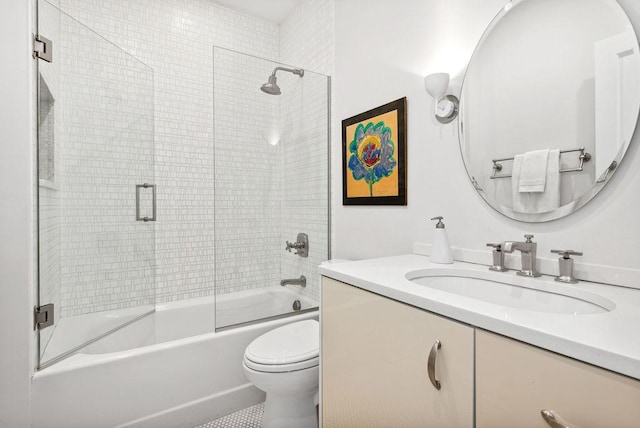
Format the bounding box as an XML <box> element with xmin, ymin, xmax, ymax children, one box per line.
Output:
<box><xmin>321</xmin><ymin>277</ymin><xmax>474</xmax><ymax>427</ymax></box>
<box><xmin>476</xmin><ymin>330</ymin><xmax>640</xmax><ymax>428</ymax></box>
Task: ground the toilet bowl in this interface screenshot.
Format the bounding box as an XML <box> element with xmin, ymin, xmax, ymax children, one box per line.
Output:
<box><xmin>243</xmin><ymin>319</ymin><xmax>319</xmax><ymax>428</ymax></box>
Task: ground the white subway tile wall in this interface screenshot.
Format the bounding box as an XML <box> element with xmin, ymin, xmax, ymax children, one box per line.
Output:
<box><xmin>277</xmin><ymin>70</ymin><xmax>330</xmax><ymax>303</ymax></box>
<box><xmin>58</xmin><ymin>10</ymin><xmax>156</xmax><ymax>316</ymax></box>
<box><xmin>281</xmin><ymin>0</ymin><xmax>335</xmax><ymax>77</ymax></box>
<box><xmin>213</xmin><ymin>46</ymin><xmax>282</xmax><ymax>296</ymax></box>
<box><xmin>279</xmin><ymin>0</ymin><xmax>334</xmax><ymax>303</ymax></box>
<box><xmin>42</xmin><ymin>0</ymin><xmax>333</xmax><ymax>317</ymax></box>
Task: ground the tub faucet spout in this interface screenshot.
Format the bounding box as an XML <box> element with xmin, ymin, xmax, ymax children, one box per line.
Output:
<box><xmin>281</xmin><ymin>275</ymin><xmax>306</xmax><ymax>287</ymax></box>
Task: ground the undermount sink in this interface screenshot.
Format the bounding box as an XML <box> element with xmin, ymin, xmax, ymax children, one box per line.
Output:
<box><xmin>406</xmin><ymin>268</ymin><xmax>615</xmax><ymax>315</ymax></box>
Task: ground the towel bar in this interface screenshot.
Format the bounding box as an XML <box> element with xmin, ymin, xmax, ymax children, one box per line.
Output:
<box><xmin>490</xmin><ymin>148</ymin><xmax>591</xmax><ymax>179</ymax></box>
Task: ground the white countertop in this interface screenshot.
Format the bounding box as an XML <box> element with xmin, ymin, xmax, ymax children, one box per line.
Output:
<box><xmin>319</xmin><ymin>254</ymin><xmax>640</xmax><ymax>380</ymax></box>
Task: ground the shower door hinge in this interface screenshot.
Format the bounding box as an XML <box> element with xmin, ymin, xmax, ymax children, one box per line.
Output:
<box><xmin>34</xmin><ymin>304</ymin><xmax>55</xmax><ymax>330</ymax></box>
<box><xmin>33</xmin><ymin>34</ymin><xmax>52</xmax><ymax>62</ymax></box>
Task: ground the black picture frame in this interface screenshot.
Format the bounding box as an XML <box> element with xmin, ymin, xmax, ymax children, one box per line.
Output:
<box><xmin>342</xmin><ymin>97</ymin><xmax>407</xmax><ymax>206</ymax></box>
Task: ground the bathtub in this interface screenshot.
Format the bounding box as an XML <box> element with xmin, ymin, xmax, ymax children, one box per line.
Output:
<box><xmin>32</xmin><ymin>286</ymin><xmax>318</xmax><ymax>428</ymax></box>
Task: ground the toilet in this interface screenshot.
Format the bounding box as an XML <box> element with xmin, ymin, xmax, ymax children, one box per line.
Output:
<box><xmin>243</xmin><ymin>319</ymin><xmax>319</xmax><ymax>428</ymax></box>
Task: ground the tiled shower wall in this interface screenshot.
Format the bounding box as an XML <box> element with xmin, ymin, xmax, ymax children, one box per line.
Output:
<box><xmin>50</xmin><ymin>0</ymin><xmax>334</xmax><ymax>315</ymax></box>
<box><xmin>277</xmin><ymin>70</ymin><xmax>330</xmax><ymax>303</ymax></box>
<box><xmin>55</xmin><ymin>0</ymin><xmax>279</xmax><ymax>314</ymax></box>
<box><xmin>212</xmin><ymin>47</ymin><xmax>331</xmax><ymax>300</ymax></box>
<box><xmin>212</xmin><ymin>46</ymin><xmax>282</xmax><ymax>295</ymax></box>
<box><xmin>57</xmin><ymin>10</ymin><xmax>156</xmax><ymax>317</ymax></box>
<box><xmin>279</xmin><ymin>0</ymin><xmax>334</xmax><ymax>302</ymax></box>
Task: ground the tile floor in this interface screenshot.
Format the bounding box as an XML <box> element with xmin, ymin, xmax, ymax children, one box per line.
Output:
<box><xmin>196</xmin><ymin>403</ymin><xmax>264</xmax><ymax>428</ymax></box>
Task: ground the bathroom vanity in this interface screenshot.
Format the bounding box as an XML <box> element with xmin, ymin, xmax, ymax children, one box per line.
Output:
<box><xmin>319</xmin><ymin>256</ymin><xmax>640</xmax><ymax>427</ymax></box>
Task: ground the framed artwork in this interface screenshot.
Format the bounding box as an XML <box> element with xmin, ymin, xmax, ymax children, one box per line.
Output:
<box><xmin>342</xmin><ymin>97</ymin><xmax>407</xmax><ymax>205</ymax></box>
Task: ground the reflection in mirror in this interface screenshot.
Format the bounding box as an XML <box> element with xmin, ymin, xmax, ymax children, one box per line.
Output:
<box><xmin>459</xmin><ymin>0</ymin><xmax>640</xmax><ymax>222</ymax></box>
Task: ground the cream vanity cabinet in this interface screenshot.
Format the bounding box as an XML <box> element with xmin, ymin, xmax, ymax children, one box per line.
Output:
<box><xmin>476</xmin><ymin>330</ymin><xmax>640</xmax><ymax>428</ymax></box>
<box><xmin>322</xmin><ymin>277</ymin><xmax>640</xmax><ymax>428</ymax></box>
<box><xmin>321</xmin><ymin>277</ymin><xmax>474</xmax><ymax>427</ymax></box>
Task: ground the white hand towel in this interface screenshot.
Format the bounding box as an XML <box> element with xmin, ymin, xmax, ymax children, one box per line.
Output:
<box><xmin>512</xmin><ymin>149</ymin><xmax>560</xmax><ymax>214</ymax></box>
<box><xmin>518</xmin><ymin>149</ymin><xmax>550</xmax><ymax>193</ymax></box>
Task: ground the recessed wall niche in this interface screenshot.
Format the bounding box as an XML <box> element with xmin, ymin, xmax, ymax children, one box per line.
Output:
<box><xmin>38</xmin><ymin>74</ymin><xmax>55</xmax><ymax>186</ymax></box>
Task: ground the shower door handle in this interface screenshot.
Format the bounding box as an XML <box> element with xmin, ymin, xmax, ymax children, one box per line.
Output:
<box><xmin>136</xmin><ymin>183</ymin><xmax>156</xmax><ymax>222</ymax></box>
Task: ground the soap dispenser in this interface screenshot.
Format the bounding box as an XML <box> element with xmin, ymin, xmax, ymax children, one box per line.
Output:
<box><xmin>430</xmin><ymin>216</ymin><xmax>453</xmax><ymax>264</ymax></box>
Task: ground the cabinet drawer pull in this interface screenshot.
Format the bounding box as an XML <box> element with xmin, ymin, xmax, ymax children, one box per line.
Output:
<box><xmin>427</xmin><ymin>339</ymin><xmax>442</xmax><ymax>390</ymax></box>
<box><xmin>541</xmin><ymin>410</ymin><xmax>573</xmax><ymax>428</ymax></box>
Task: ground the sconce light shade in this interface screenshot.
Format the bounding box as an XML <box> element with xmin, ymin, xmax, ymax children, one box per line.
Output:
<box><xmin>424</xmin><ymin>72</ymin><xmax>459</xmax><ymax>124</ymax></box>
<box><xmin>424</xmin><ymin>73</ymin><xmax>450</xmax><ymax>99</ymax></box>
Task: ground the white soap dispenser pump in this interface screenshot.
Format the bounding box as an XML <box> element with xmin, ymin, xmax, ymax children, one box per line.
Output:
<box><xmin>430</xmin><ymin>216</ymin><xmax>454</xmax><ymax>264</ymax></box>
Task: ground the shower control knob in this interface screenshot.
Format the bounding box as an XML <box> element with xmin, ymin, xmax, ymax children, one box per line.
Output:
<box><xmin>284</xmin><ymin>233</ymin><xmax>309</xmax><ymax>257</ymax></box>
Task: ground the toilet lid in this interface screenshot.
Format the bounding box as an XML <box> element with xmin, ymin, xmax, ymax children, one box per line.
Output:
<box><xmin>244</xmin><ymin>320</ymin><xmax>319</xmax><ymax>367</ymax></box>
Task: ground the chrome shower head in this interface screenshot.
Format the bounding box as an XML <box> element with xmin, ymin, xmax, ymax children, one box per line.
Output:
<box><xmin>260</xmin><ymin>66</ymin><xmax>304</xmax><ymax>95</ymax></box>
<box><xmin>260</xmin><ymin>75</ymin><xmax>281</xmax><ymax>95</ymax></box>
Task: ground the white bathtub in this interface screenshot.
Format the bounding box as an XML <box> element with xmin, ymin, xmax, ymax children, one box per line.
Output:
<box><xmin>32</xmin><ymin>286</ymin><xmax>318</xmax><ymax>428</ymax></box>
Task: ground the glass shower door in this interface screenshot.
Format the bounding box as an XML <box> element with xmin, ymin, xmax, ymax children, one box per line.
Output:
<box><xmin>213</xmin><ymin>47</ymin><xmax>330</xmax><ymax>330</ymax></box>
<box><xmin>37</xmin><ymin>0</ymin><xmax>156</xmax><ymax>368</ymax></box>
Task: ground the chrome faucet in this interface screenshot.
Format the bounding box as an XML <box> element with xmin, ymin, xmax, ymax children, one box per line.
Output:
<box><xmin>281</xmin><ymin>275</ymin><xmax>306</xmax><ymax>287</ymax></box>
<box><xmin>501</xmin><ymin>234</ymin><xmax>540</xmax><ymax>277</ymax></box>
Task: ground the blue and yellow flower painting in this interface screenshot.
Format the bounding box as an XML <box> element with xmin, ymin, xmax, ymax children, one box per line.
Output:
<box><xmin>346</xmin><ymin>111</ymin><xmax>398</xmax><ymax>198</ymax></box>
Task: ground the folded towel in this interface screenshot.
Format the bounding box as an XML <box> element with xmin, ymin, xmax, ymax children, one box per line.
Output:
<box><xmin>512</xmin><ymin>149</ymin><xmax>560</xmax><ymax>213</ymax></box>
<box><xmin>518</xmin><ymin>149</ymin><xmax>549</xmax><ymax>193</ymax></box>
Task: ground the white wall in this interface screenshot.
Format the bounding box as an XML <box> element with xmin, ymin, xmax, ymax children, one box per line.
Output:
<box><xmin>0</xmin><ymin>0</ymin><xmax>35</xmax><ymax>425</ymax></box>
<box><xmin>334</xmin><ymin>0</ymin><xmax>640</xmax><ymax>277</ymax></box>
<box><xmin>334</xmin><ymin>0</ymin><xmax>506</xmax><ymax>259</ymax></box>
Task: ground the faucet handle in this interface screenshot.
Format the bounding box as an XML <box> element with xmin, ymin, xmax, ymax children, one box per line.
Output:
<box><xmin>524</xmin><ymin>234</ymin><xmax>534</xmax><ymax>243</ymax></box>
<box><xmin>551</xmin><ymin>250</ymin><xmax>582</xmax><ymax>283</ymax></box>
<box><xmin>551</xmin><ymin>249</ymin><xmax>583</xmax><ymax>258</ymax></box>
<box><xmin>487</xmin><ymin>243</ymin><xmax>507</xmax><ymax>272</ymax></box>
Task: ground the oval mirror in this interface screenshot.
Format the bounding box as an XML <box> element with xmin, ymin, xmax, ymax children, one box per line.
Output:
<box><xmin>459</xmin><ymin>0</ymin><xmax>640</xmax><ymax>222</ymax></box>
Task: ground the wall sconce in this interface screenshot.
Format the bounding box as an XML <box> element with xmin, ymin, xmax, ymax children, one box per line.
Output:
<box><xmin>424</xmin><ymin>73</ymin><xmax>459</xmax><ymax>124</ymax></box>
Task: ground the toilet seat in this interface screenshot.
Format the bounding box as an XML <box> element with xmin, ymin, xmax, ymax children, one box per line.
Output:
<box><xmin>244</xmin><ymin>320</ymin><xmax>319</xmax><ymax>373</ymax></box>
<box><xmin>244</xmin><ymin>355</ymin><xmax>319</xmax><ymax>373</ymax></box>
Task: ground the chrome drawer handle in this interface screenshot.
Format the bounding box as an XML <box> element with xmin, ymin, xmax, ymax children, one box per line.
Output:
<box><xmin>427</xmin><ymin>339</ymin><xmax>441</xmax><ymax>390</ymax></box>
<box><xmin>541</xmin><ymin>410</ymin><xmax>574</xmax><ymax>428</ymax></box>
